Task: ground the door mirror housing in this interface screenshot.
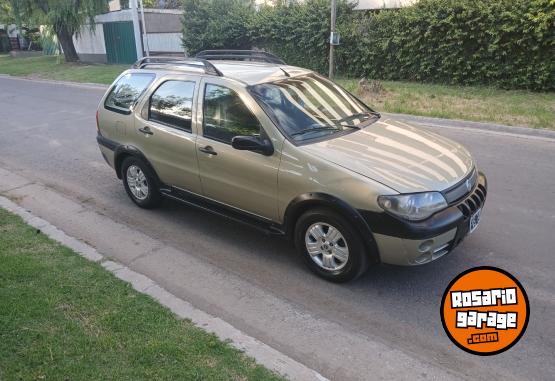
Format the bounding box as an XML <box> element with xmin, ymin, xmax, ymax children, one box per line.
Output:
<box><xmin>231</xmin><ymin>136</ymin><xmax>274</xmax><ymax>156</ymax></box>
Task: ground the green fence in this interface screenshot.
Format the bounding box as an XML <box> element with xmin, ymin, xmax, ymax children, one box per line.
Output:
<box><xmin>103</xmin><ymin>21</ymin><xmax>137</xmax><ymax>64</ymax></box>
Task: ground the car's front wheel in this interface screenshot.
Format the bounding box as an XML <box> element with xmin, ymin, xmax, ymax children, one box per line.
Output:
<box><xmin>121</xmin><ymin>156</ymin><xmax>162</xmax><ymax>209</ymax></box>
<box><xmin>295</xmin><ymin>208</ymin><xmax>369</xmax><ymax>282</ymax></box>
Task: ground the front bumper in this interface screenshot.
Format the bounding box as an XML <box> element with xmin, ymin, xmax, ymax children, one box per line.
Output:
<box><xmin>360</xmin><ymin>172</ymin><xmax>488</xmax><ymax>265</ymax></box>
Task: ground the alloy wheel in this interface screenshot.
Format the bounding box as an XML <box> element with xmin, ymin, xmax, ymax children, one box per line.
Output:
<box><xmin>304</xmin><ymin>222</ymin><xmax>349</xmax><ymax>271</ymax></box>
<box><xmin>126</xmin><ymin>165</ymin><xmax>149</xmax><ymax>201</ymax></box>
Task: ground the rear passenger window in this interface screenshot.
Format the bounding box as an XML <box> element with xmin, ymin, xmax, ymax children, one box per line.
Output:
<box><xmin>105</xmin><ymin>73</ymin><xmax>155</xmax><ymax>113</ymax></box>
<box><xmin>149</xmin><ymin>81</ymin><xmax>195</xmax><ymax>132</ymax></box>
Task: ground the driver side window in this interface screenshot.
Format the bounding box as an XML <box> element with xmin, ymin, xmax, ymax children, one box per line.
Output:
<box><xmin>203</xmin><ymin>84</ymin><xmax>261</xmax><ymax>144</ymax></box>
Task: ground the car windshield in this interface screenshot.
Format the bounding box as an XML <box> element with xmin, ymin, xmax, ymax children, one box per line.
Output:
<box><xmin>249</xmin><ymin>74</ymin><xmax>379</xmax><ymax>143</ymax></box>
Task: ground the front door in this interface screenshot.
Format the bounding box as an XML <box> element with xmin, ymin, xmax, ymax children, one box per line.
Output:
<box><xmin>133</xmin><ymin>76</ymin><xmax>202</xmax><ymax>194</ymax></box>
<box><xmin>195</xmin><ymin>78</ymin><xmax>280</xmax><ymax>221</ymax></box>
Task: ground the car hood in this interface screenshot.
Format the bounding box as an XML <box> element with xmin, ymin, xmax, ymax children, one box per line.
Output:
<box><xmin>301</xmin><ymin>118</ymin><xmax>474</xmax><ymax>193</ymax></box>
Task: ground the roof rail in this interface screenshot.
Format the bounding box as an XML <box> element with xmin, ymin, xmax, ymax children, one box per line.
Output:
<box><xmin>195</xmin><ymin>50</ymin><xmax>286</xmax><ymax>65</ymax></box>
<box><xmin>132</xmin><ymin>56</ymin><xmax>223</xmax><ymax>76</ymax></box>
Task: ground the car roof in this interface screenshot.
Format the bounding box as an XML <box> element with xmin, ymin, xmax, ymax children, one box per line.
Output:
<box><xmin>211</xmin><ymin>61</ymin><xmax>312</xmax><ymax>85</ymax></box>
<box><xmin>134</xmin><ymin>60</ymin><xmax>312</xmax><ymax>86</ymax></box>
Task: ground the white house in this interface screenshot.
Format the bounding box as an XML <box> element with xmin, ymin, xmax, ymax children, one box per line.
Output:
<box><xmin>355</xmin><ymin>0</ymin><xmax>417</xmax><ymax>10</ymax></box>
<box><xmin>74</xmin><ymin>6</ymin><xmax>184</xmax><ymax>64</ymax></box>
<box><xmin>255</xmin><ymin>0</ymin><xmax>417</xmax><ymax>10</ymax></box>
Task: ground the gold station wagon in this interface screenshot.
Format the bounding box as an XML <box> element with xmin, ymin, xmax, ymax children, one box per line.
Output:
<box><xmin>96</xmin><ymin>50</ymin><xmax>487</xmax><ymax>282</ymax></box>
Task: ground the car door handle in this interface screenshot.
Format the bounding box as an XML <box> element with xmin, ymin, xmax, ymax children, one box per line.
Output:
<box><xmin>139</xmin><ymin>126</ymin><xmax>153</xmax><ymax>135</ymax></box>
<box><xmin>198</xmin><ymin>145</ymin><xmax>217</xmax><ymax>155</ymax></box>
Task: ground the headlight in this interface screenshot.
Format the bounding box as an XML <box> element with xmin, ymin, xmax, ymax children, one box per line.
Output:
<box><xmin>378</xmin><ymin>192</ymin><xmax>448</xmax><ymax>221</ymax></box>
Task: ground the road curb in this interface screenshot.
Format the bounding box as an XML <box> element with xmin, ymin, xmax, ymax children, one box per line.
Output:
<box><xmin>0</xmin><ymin>74</ymin><xmax>109</xmax><ymax>90</ymax></box>
<box><xmin>0</xmin><ymin>195</ymin><xmax>329</xmax><ymax>381</ymax></box>
<box><xmin>383</xmin><ymin>112</ymin><xmax>555</xmax><ymax>140</ymax></box>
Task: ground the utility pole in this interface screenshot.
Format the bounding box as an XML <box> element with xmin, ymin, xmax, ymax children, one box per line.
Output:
<box><xmin>139</xmin><ymin>0</ymin><xmax>150</xmax><ymax>56</ymax></box>
<box><xmin>130</xmin><ymin>0</ymin><xmax>143</xmax><ymax>59</ymax></box>
<box><xmin>328</xmin><ymin>0</ymin><xmax>337</xmax><ymax>79</ymax></box>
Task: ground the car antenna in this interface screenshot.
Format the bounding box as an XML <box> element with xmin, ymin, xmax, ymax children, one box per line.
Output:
<box><xmin>280</xmin><ymin>68</ymin><xmax>291</xmax><ymax>77</ymax></box>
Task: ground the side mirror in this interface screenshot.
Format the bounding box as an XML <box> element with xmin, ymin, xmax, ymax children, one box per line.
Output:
<box><xmin>231</xmin><ymin>135</ymin><xmax>274</xmax><ymax>156</ymax></box>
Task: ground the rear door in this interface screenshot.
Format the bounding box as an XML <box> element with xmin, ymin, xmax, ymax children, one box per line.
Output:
<box><xmin>132</xmin><ymin>74</ymin><xmax>202</xmax><ymax>194</ymax></box>
<box><xmin>195</xmin><ymin>77</ymin><xmax>281</xmax><ymax>221</ymax></box>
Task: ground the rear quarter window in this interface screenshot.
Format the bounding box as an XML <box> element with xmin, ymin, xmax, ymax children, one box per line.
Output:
<box><xmin>104</xmin><ymin>73</ymin><xmax>155</xmax><ymax>114</ymax></box>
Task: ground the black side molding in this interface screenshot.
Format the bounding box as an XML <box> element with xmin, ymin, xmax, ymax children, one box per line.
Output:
<box><xmin>96</xmin><ymin>135</ymin><xmax>160</xmax><ymax>184</ymax></box>
<box><xmin>162</xmin><ymin>187</ymin><xmax>286</xmax><ymax>236</ymax></box>
<box><xmin>96</xmin><ymin>134</ymin><xmax>119</xmax><ymax>151</ymax></box>
<box><xmin>113</xmin><ymin>144</ymin><xmax>162</xmax><ymax>183</ymax></box>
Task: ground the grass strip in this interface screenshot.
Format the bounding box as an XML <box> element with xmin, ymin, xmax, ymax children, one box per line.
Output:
<box><xmin>0</xmin><ymin>208</ymin><xmax>283</xmax><ymax>381</ymax></box>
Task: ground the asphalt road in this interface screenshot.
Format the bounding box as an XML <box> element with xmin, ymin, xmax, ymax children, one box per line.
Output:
<box><xmin>1</xmin><ymin>77</ymin><xmax>554</xmax><ymax>380</ymax></box>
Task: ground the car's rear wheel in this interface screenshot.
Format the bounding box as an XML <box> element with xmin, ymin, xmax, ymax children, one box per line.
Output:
<box><xmin>295</xmin><ymin>208</ymin><xmax>369</xmax><ymax>282</ymax></box>
<box><xmin>121</xmin><ymin>156</ymin><xmax>161</xmax><ymax>209</ymax></box>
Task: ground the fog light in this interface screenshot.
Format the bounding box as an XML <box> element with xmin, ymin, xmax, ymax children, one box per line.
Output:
<box><xmin>418</xmin><ymin>240</ymin><xmax>434</xmax><ymax>253</ymax></box>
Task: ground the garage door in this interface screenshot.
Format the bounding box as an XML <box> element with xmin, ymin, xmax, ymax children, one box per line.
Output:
<box><xmin>103</xmin><ymin>21</ymin><xmax>137</xmax><ymax>64</ymax></box>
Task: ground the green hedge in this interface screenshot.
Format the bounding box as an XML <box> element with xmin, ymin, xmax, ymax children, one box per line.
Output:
<box><xmin>340</xmin><ymin>0</ymin><xmax>555</xmax><ymax>90</ymax></box>
<box><xmin>182</xmin><ymin>0</ymin><xmax>555</xmax><ymax>90</ymax></box>
<box><xmin>181</xmin><ymin>0</ymin><xmax>253</xmax><ymax>54</ymax></box>
<box><xmin>251</xmin><ymin>0</ymin><xmax>355</xmax><ymax>74</ymax></box>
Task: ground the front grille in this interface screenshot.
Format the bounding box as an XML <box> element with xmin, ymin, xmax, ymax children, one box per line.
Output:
<box><xmin>457</xmin><ymin>182</ymin><xmax>487</xmax><ymax>217</ymax></box>
<box><xmin>443</xmin><ymin>169</ymin><xmax>478</xmax><ymax>204</ymax></box>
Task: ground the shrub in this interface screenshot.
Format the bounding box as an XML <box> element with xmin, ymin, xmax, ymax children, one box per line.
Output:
<box><xmin>181</xmin><ymin>0</ymin><xmax>254</xmax><ymax>55</ymax></box>
<box><xmin>340</xmin><ymin>0</ymin><xmax>555</xmax><ymax>90</ymax></box>
<box><xmin>182</xmin><ymin>0</ymin><xmax>555</xmax><ymax>90</ymax></box>
<box><xmin>250</xmin><ymin>0</ymin><xmax>357</xmax><ymax>74</ymax></box>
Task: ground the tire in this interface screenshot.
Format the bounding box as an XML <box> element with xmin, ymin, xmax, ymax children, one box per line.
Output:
<box><xmin>294</xmin><ymin>208</ymin><xmax>369</xmax><ymax>282</ymax></box>
<box><xmin>121</xmin><ymin>156</ymin><xmax>162</xmax><ymax>209</ymax></box>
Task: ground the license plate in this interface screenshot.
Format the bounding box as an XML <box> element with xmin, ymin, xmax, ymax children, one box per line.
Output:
<box><xmin>469</xmin><ymin>208</ymin><xmax>481</xmax><ymax>234</ymax></box>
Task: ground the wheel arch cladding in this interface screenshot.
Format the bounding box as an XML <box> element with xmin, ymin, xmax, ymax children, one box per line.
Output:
<box><xmin>284</xmin><ymin>192</ymin><xmax>380</xmax><ymax>264</ymax></box>
<box><xmin>114</xmin><ymin>145</ymin><xmax>160</xmax><ymax>185</ymax></box>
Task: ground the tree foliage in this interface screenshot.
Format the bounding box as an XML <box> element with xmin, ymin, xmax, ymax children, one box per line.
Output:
<box><xmin>1</xmin><ymin>0</ymin><xmax>16</xmax><ymax>24</ymax></box>
<box><xmin>15</xmin><ymin>0</ymin><xmax>109</xmax><ymax>61</ymax></box>
<box><xmin>181</xmin><ymin>0</ymin><xmax>555</xmax><ymax>90</ymax></box>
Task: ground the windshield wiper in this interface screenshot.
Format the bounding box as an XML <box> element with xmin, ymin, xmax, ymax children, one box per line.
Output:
<box><xmin>290</xmin><ymin>126</ymin><xmax>340</xmax><ymax>137</ymax></box>
<box><xmin>334</xmin><ymin>112</ymin><xmax>378</xmax><ymax>125</ymax></box>
<box><xmin>335</xmin><ymin>122</ymin><xmax>362</xmax><ymax>130</ymax></box>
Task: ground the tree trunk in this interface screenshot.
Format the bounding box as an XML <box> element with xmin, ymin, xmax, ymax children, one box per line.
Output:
<box><xmin>55</xmin><ymin>24</ymin><xmax>79</xmax><ymax>62</ymax></box>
